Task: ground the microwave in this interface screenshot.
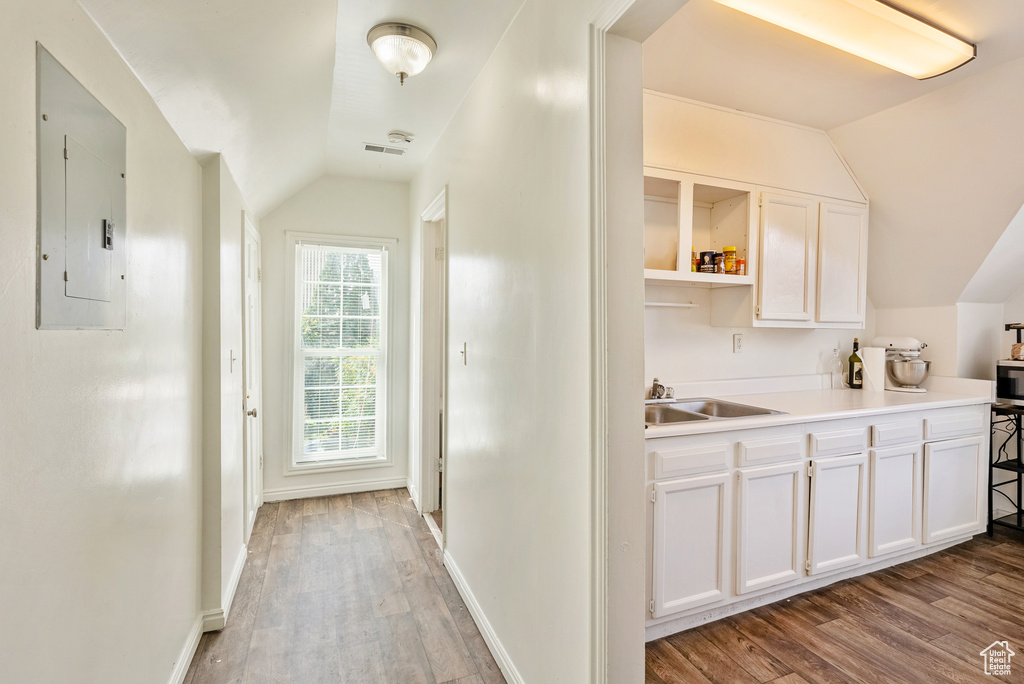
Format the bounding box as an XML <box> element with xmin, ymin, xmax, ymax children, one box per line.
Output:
<box><xmin>997</xmin><ymin>359</ymin><xmax>1024</xmax><ymax>406</ymax></box>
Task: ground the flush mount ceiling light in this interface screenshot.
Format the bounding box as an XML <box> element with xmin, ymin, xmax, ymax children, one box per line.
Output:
<box><xmin>367</xmin><ymin>23</ymin><xmax>437</xmax><ymax>85</ymax></box>
<box><xmin>710</xmin><ymin>0</ymin><xmax>975</xmax><ymax>79</ymax></box>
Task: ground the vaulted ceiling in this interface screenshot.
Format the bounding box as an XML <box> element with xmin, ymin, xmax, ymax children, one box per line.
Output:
<box><xmin>643</xmin><ymin>0</ymin><xmax>1024</xmax><ymax>131</ymax></box>
<box><xmin>77</xmin><ymin>0</ymin><xmax>525</xmax><ymax>216</ymax></box>
<box><xmin>644</xmin><ymin>0</ymin><xmax>1024</xmax><ymax>307</ymax></box>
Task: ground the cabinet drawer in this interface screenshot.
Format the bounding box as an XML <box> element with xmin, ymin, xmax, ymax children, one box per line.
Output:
<box><xmin>924</xmin><ymin>410</ymin><xmax>986</xmax><ymax>441</ymax></box>
<box><xmin>810</xmin><ymin>427</ymin><xmax>867</xmax><ymax>457</ymax></box>
<box><xmin>871</xmin><ymin>419</ymin><xmax>923</xmax><ymax>447</ymax></box>
<box><xmin>654</xmin><ymin>442</ymin><xmax>730</xmax><ymax>480</ymax></box>
<box><xmin>738</xmin><ymin>434</ymin><xmax>805</xmax><ymax>467</ymax></box>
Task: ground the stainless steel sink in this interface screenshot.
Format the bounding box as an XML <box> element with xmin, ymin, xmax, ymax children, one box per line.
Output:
<box><xmin>645</xmin><ymin>404</ymin><xmax>709</xmax><ymax>425</ymax></box>
<box><xmin>669</xmin><ymin>398</ymin><xmax>783</xmax><ymax>419</ymax></box>
<box><xmin>645</xmin><ymin>397</ymin><xmax>785</xmax><ymax>426</ymax></box>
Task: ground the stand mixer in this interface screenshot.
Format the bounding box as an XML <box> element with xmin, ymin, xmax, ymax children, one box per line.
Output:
<box><xmin>872</xmin><ymin>337</ymin><xmax>930</xmax><ymax>393</ymax></box>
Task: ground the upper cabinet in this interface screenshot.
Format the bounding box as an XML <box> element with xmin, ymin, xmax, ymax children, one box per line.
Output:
<box><xmin>644</xmin><ymin>169</ymin><xmax>755</xmax><ymax>288</ymax></box>
<box><xmin>817</xmin><ymin>201</ymin><xmax>868</xmax><ymax>325</ymax></box>
<box><xmin>755</xmin><ymin>193</ymin><xmax>868</xmax><ymax>328</ymax></box>
<box><xmin>644</xmin><ymin>91</ymin><xmax>869</xmax><ymax>330</ymax></box>
<box><xmin>757</xmin><ymin>192</ymin><xmax>818</xmax><ymax>322</ymax></box>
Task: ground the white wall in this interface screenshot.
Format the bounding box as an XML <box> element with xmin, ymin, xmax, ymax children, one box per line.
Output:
<box><xmin>829</xmin><ymin>55</ymin><xmax>1024</xmax><ymax>309</ymax></box>
<box><xmin>873</xmin><ymin>306</ymin><xmax>958</xmax><ymax>377</ymax></box>
<box><xmin>643</xmin><ymin>91</ymin><xmax>866</xmax><ymax>203</ymax></box>
<box><xmin>0</xmin><ymin>4</ymin><xmax>203</xmax><ymax>682</ymax></box>
<box><xmin>957</xmin><ymin>302</ymin><xmax>1003</xmax><ymax>380</ymax></box>
<box><xmin>409</xmin><ymin>0</ymin><xmax>602</xmax><ymax>680</ymax></box>
<box><xmin>260</xmin><ymin>174</ymin><xmax>411</xmax><ymax>500</ymax></box>
<box><xmin>645</xmin><ymin>284</ymin><xmax>868</xmax><ymax>386</ymax></box>
<box><xmin>199</xmin><ymin>155</ymin><xmax>248</xmax><ymax>627</ymax></box>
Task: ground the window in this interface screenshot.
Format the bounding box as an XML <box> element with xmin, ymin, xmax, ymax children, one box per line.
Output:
<box><xmin>288</xmin><ymin>233</ymin><xmax>393</xmax><ymax>469</ymax></box>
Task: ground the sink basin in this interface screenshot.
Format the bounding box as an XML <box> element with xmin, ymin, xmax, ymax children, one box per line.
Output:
<box><xmin>645</xmin><ymin>397</ymin><xmax>785</xmax><ymax>427</ymax></box>
<box><xmin>669</xmin><ymin>398</ymin><xmax>782</xmax><ymax>419</ymax></box>
<box><xmin>645</xmin><ymin>404</ymin><xmax>709</xmax><ymax>425</ymax></box>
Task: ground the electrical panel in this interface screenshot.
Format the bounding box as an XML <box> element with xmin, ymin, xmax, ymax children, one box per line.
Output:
<box><xmin>37</xmin><ymin>44</ymin><xmax>127</xmax><ymax>330</ymax></box>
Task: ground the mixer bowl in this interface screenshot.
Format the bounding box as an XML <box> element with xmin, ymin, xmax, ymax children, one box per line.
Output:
<box><xmin>886</xmin><ymin>358</ymin><xmax>931</xmax><ymax>388</ymax></box>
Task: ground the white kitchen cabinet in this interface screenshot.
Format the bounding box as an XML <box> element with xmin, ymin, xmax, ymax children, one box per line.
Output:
<box><xmin>869</xmin><ymin>445</ymin><xmax>921</xmax><ymax>557</ymax></box>
<box><xmin>806</xmin><ymin>453</ymin><xmax>868</xmax><ymax>575</ymax></box>
<box><xmin>816</xmin><ymin>201</ymin><xmax>868</xmax><ymax>325</ymax></box>
<box><xmin>923</xmin><ymin>435</ymin><xmax>987</xmax><ymax>544</ymax></box>
<box><xmin>735</xmin><ymin>461</ymin><xmax>805</xmax><ymax>594</ymax></box>
<box><xmin>651</xmin><ymin>474</ymin><xmax>730</xmax><ymax>617</ymax></box>
<box><xmin>756</xmin><ymin>192</ymin><xmax>818</xmax><ymax>322</ymax></box>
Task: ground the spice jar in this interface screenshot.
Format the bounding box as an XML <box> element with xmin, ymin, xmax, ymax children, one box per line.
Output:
<box><xmin>699</xmin><ymin>251</ymin><xmax>716</xmax><ymax>273</ymax></box>
<box><xmin>737</xmin><ymin>257</ymin><xmax>746</xmax><ymax>275</ymax></box>
<box><xmin>691</xmin><ymin>247</ymin><xmax>698</xmax><ymax>272</ymax></box>
<box><xmin>714</xmin><ymin>254</ymin><xmax>725</xmax><ymax>274</ymax></box>
<box><xmin>723</xmin><ymin>246</ymin><xmax>737</xmax><ymax>273</ymax></box>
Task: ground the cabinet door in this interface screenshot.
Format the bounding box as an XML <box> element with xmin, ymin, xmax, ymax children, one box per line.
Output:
<box><xmin>757</xmin><ymin>192</ymin><xmax>817</xmax><ymax>321</ymax></box>
<box><xmin>923</xmin><ymin>436</ymin><xmax>986</xmax><ymax>544</ymax></box>
<box><xmin>816</xmin><ymin>202</ymin><xmax>867</xmax><ymax>324</ymax></box>
<box><xmin>652</xmin><ymin>474</ymin><xmax>730</xmax><ymax>617</ymax></box>
<box><xmin>807</xmin><ymin>453</ymin><xmax>868</xmax><ymax>575</ymax></box>
<box><xmin>869</xmin><ymin>445</ymin><xmax>921</xmax><ymax>557</ymax></box>
<box><xmin>735</xmin><ymin>461</ymin><xmax>805</xmax><ymax>594</ymax></box>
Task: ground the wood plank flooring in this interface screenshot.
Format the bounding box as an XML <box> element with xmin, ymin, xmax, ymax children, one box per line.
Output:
<box><xmin>184</xmin><ymin>489</ymin><xmax>505</xmax><ymax>684</ymax></box>
<box><xmin>647</xmin><ymin>528</ymin><xmax>1024</xmax><ymax>684</ymax></box>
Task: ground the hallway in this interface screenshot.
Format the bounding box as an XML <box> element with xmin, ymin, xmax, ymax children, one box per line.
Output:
<box><xmin>184</xmin><ymin>489</ymin><xmax>505</xmax><ymax>684</ymax></box>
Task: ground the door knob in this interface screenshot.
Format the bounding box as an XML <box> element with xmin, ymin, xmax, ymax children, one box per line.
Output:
<box><xmin>247</xmin><ymin>408</ymin><xmax>258</xmax><ymax>418</ymax></box>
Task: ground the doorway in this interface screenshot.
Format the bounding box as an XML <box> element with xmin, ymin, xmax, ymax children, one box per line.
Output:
<box><xmin>242</xmin><ymin>211</ymin><xmax>264</xmax><ymax>540</ymax></box>
<box><xmin>415</xmin><ymin>187</ymin><xmax>448</xmax><ymax>546</ymax></box>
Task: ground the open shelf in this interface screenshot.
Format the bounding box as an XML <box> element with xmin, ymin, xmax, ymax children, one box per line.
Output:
<box><xmin>643</xmin><ymin>168</ymin><xmax>756</xmax><ymax>286</ymax></box>
<box><xmin>645</xmin><ymin>268</ymin><xmax>753</xmax><ymax>288</ymax></box>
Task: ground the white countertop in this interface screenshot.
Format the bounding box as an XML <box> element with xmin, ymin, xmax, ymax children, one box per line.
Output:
<box><xmin>645</xmin><ymin>380</ymin><xmax>994</xmax><ymax>439</ymax></box>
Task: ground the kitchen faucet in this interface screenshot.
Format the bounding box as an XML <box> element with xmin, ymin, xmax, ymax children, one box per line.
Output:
<box><xmin>650</xmin><ymin>377</ymin><xmax>665</xmax><ymax>399</ymax></box>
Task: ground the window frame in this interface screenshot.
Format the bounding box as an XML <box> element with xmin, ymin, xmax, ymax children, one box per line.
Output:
<box><xmin>284</xmin><ymin>231</ymin><xmax>397</xmax><ymax>476</ymax></box>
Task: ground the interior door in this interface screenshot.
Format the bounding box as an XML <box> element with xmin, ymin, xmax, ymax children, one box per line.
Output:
<box><xmin>757</xmin><ymin>192</ymin><xmax>817</xmax><ymax>321</ymax></box>
<box><xmin>807</xmin><ymin>453</ymin><xmax>868</xmax><ymax>575</ymax></box>
<box><xmin>242</xmin><ymin>215</ymin><xmax>263</xmax><ymax>539</ymax></box>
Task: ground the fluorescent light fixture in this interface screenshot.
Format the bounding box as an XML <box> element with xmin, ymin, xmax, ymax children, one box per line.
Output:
<box><xmin>367</xmin><ymin>23</ymin><xmax>437</xmax><ymax>85</ymax></box>
<box><xmin>710</xmin><ymin>0</ymin><xmax>975</xmax><ymax>79</ymax></box>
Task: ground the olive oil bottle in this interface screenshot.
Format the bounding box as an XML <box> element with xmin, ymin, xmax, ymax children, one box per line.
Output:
<box><xmin>848</xmin><ymin>338</ymin><xmax>863</xmax><ymax>389</ymax></box>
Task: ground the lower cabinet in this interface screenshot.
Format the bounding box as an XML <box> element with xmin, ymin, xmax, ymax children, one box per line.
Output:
<box><xmin>923</xmin><ymin>435</ymin><xmax>986</xmax><ymax>544</ymax></box>
<box><xmin>868</xmin><ymin>445</ymin><xmax>921</xmax><ymax>557</ymax></box>
<box><xmin>735</xmin><ymin>461</ymin><xmax>805</xmax><ymax>594</ymax></box>
<box><xmin>807</xmin><ymin>453</ymin><xmax>868</xmax><ymax>575</ymax></box>
<box><xmin>647</xmin><ymin>403</ymin><xmax>989</xmax><ymax>630</ymax></box>
<box><xmin>651</xmin><ymin>473</ymin><xmax>730</xmax><ymax>617</ymax></box>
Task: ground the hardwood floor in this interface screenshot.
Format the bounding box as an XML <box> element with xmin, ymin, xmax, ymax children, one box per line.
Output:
<box><xmin>184</xmin><ymin>489</ymin><xmax>505</xmax><ymax>684</ymax></box>
<box><xmin>647</xmin><ymin>528</ymin><xmax>1024</xmax><ymax>684</ymax></box>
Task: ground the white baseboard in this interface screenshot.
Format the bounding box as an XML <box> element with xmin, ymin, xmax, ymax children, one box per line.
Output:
<box><xmin>202</xmin><ymin>608</ymin><xmax>226</xmax><ymax>633</ymax></box>
<box><xmin>203</xmin><ymin>543</ymin><xmax>247</xmax><ymax>633</ymax></box>
<box><xmin>262</xmin><ymin>477</ymin><xmax>408</xmax><ymax>502</ymax></box>
<box><xmin>408</xmin><ymin>479</ymin><xmax>421</xmax><ymax>511</ymax></box>
<box><xmin>443</xmin><ymin>550</ymin><xmax>524</xmax><ymax>684</ymax></box>
<box><xmin>169</xmin><ymin>615</ymin><xmax>203</xmax><ymax>684</ymax></box>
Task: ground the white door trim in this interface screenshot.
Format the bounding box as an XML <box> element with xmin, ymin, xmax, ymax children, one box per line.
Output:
<box><xmin>415</xmin><ymin>187</ymin><xmax>448</xmax><ymax>544</ymax></box>
<box><xmin>242</xmin><ymin>211</ymin><xmax>264</xmax><ymax>541</ymax></box>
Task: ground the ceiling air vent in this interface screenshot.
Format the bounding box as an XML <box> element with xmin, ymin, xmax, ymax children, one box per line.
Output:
<box><xmin>364</xmin><ymin>143</ymin><xmax>406</xmax><ymax>156</ymax></box>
